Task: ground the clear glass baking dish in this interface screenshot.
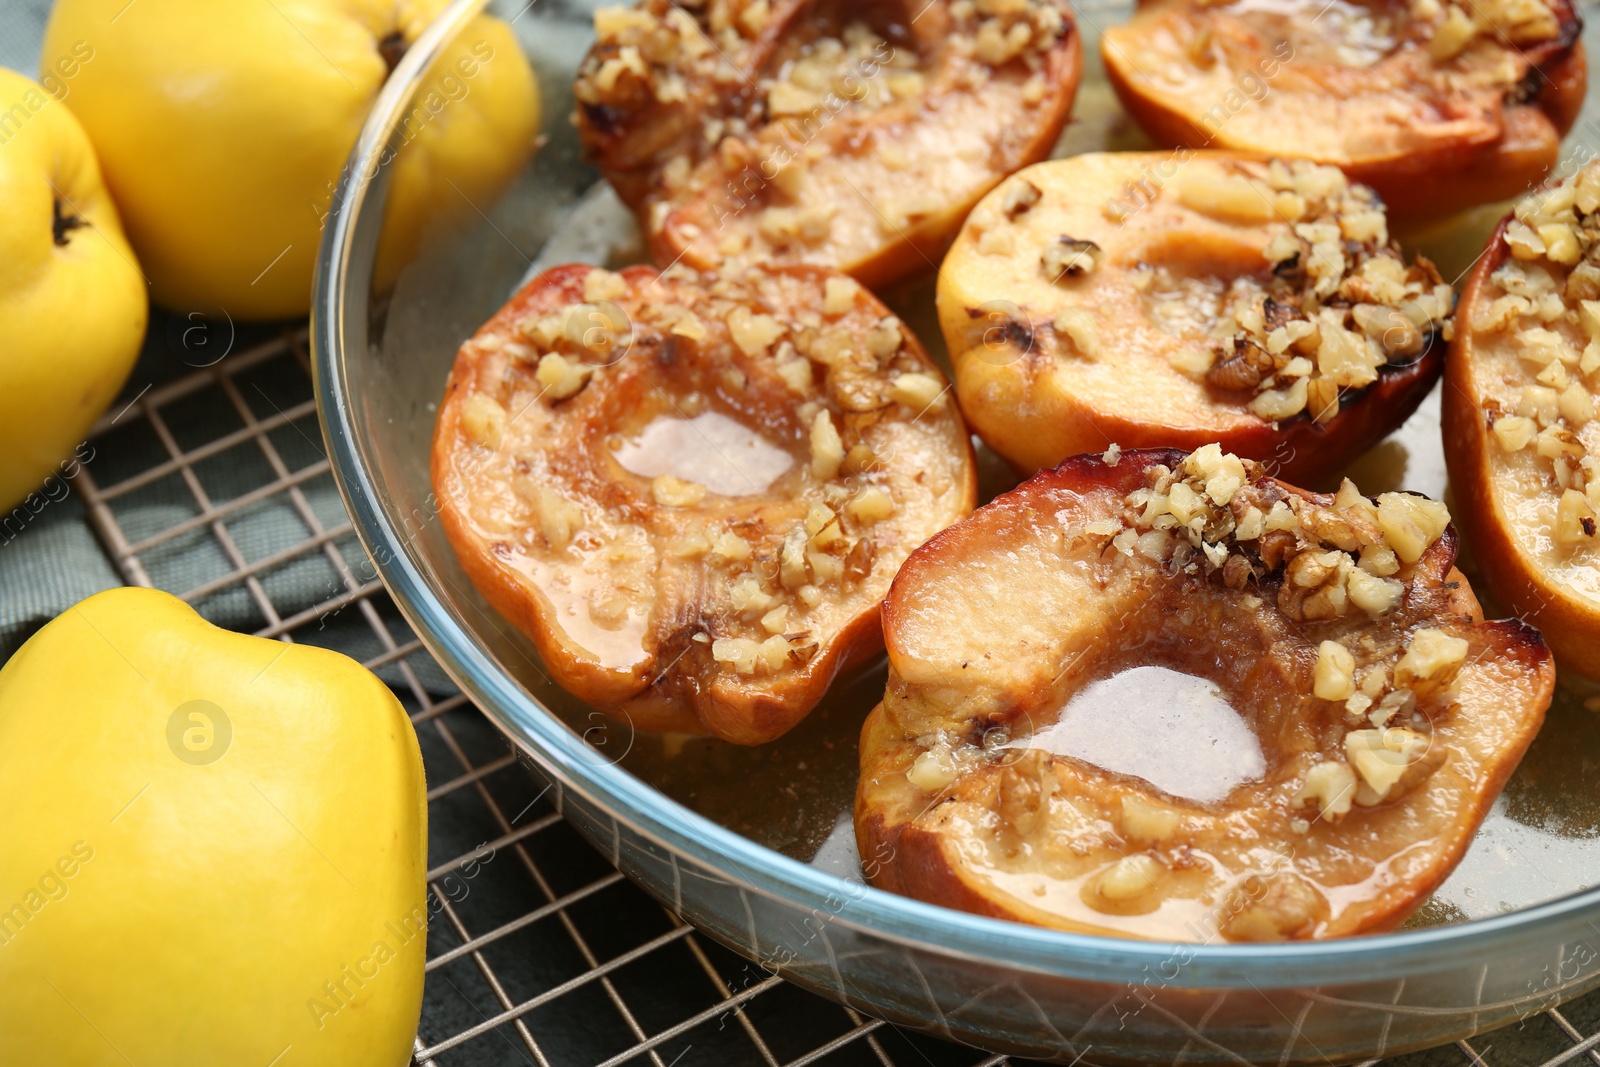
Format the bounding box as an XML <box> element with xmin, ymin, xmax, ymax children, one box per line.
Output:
<box><xmin>311</xmin><ymin>0</ymin><xmax>1600</xmax><ymax>1060</ymax></box>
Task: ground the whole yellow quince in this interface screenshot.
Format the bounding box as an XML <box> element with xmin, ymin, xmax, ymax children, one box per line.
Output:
<box><xmin>0</xmin><ymin>68</ymin><xmax>146</xmax><ymax>513</ymax></box>
<box><xmin>42</xmin><ymin>0</ymin><xmax>541</xmax><ymax>320</ymax></box>
<box><xmin>0</xmin><ymin>588</ymin><xmax>428</xmax><ymax>1065</ymax></box>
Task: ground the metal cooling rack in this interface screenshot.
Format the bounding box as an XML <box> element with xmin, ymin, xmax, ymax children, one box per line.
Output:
<box><xmin>65</xmin><ymin>326</ymin><xmax>1600</xmax><ymax>1067</ymax></box>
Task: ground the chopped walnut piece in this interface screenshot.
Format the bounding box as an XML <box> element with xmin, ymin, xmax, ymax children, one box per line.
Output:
<box><xmin>730</xmin><ymin>574</ymin><xmax>777</xmax><ymax>613</ymax></box>
<box><xmin>712</xmin><ymin>636</ymin><xmax>763</xmax><ymax>674</ymax></box>
<box><xmin>583</xmin><ymin>268</ymin><xmax>628</xmax><ymax>303</ymax></box>
<box><xmin>810</xmin><ymin>409</ymin><xmax>844</xmax><ymax>479</ymax></box>
<box><xmin>710</xmin><ymin>531</ymin><xmax>752</xmax><ymax>562</ymax></box>
<box><xmin>1394</xmin><ymin>628</ymin><xmax>1469</xmax><ymax>686</ymax></box>
<box><xmin>1041</xmin><ymin>236</ymin><xmax>1103</xmax><ymax>281</ymax></box>
<box><xmin>866</xmin><ymin>318</ymin><xmax>904</xmax><ymax>359</ymax></box>
<box><xmin>533</xmin><ymin>488</ymin><xmax>585</xmax><ymax>549</ymax></box>
<box><xmin>907</xmin><ymin>746</ymin><xmax>960</xmax><ymax>791</ymax></box>
<box><xmin>1297</xmin><ymin>761</ymin><xmax>1356</xmax><ymax>821</ymax></box>
<box><xmin>1314</xmin><ymin>641</ymin><xmax>1356</xmax><ymax>700</ymax></box>
<box><xmin>1177</xmin><ymin>172</ymin><xmax>1279</xmax><ymax>223</ymax></box>
<box><xmin>536</xmin><ymin>352</ymin><xmax>595</xmax><ymax>400</ymax></box>
<box><xmin>996</xmin><ymin>748</ymin><xmax>1057</xmax><ymax>837</ymax></box>
<box><xmin>1429</xmin><ymin>5</ymin><xmax>1476</xmax><ymax>61</ymax></box>
<box><xmin>1094</xmin><ymin>854</ymin><xmax>1164</xmax><ymax>902</ymax></box>
<box><xmin>653</xmin><ymin>474</ymin><xmax>709</xmax><ymax>507</ymax></box>
<box><xmin>1346</xmin><ymin>727</ymin><xmax>1438</xmax><ymax>806</ymax></box>
<box><xmin>1557</xmin><ymin>488</ymin><xmax>1598</xmax><ymax>543</ymax></box>
<box><xmin>1188</xmin><ymin>443</ymin><xmax>1246</xmax><ymax>505</ymax></box>
<box><xmin>1053</xmin><ymin>307</ymin><xmax>1101</xmax><ymax>359</ymax></box>
<box><xmin>847</xmin><ymin>486</ymin><xmax>895</xmax><ymax>523</ymax></box>
<box><xmin>669</xmin><ymin>530</ymin><xmax>712</xmax><ymax>558</ymax></box>
<box><xmin>671</xmin><ymin>311</ymin><xmax>708</xmax><ymax>340</ymax></box>
<box><xmin>726</xmin><ymin>306</ymin><xmax>785</xmax><ymax>357</ymax></box>
<box><xmin>1347</xmin><ymin>568</ymin><xmax>1405</xmax><ymax>615</ymax></box>
<box><xmin>1376</xmin><ymin>494</ymin><xmax>1450</xmax><ymax>563</ymax></box>
<box><xmin>459</xmin><ymin>395</ymin><xmax>508</xmax><ymax>449</ymax></box>
<box><xmin>823</xmin><ymin>276</ymin><xmax>860</xmax><ymax>316</ymax></box>
<box><xmin>1001</xmin><ymin>178</ymin><xmax>1043</xmax><ymax>219</ymax></box>
<box><xmin>1250</xmin><ymin>378</ymin><xmax>1310</xmax><ymax>422</ymax></box>
<box><xmin>890</xmin><ymin>372</ymin><xmax>946</xmax><ymax>410</ymax></box>
<box><xmin>1492</xmin><ymin>415</ymin><xmax>1537</xmax><ymax>451</ymax></box>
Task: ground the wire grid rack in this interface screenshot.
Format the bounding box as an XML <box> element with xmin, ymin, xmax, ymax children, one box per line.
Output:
<box><xmin>63</xmin><ymin>324</ymin><xmax>1600</xmax><ymax>1067</ymax></box>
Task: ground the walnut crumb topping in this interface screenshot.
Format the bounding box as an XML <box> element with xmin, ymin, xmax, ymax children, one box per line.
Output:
<box><xmin>1172</xmin><ymin>160</ymin><xmax>1452</xmax><ymax>425</ymax></box>
<box><xmin>1112</xmin><ymin>446</ymin><xmax>1448</xmax><ymax>621</ymax></box>
<box><xmin>1478</xmin><ymin>164</ymin><xmax>1600</xmax><ymax>544</ymax></box>
<box><xmin>1417</xmin><ymin>0</ymin><xmax>1562</xmax><ymax>64</ymax></box>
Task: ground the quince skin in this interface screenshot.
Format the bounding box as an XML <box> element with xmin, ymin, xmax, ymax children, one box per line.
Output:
<box><xmin>43</xmin><ymin>0</ymin><xmax>541</xmax><ymax>319</ymax></box>
<box><xmin>0</xmin><ymin>587</ymin><xmax>428</xmax><ymax>1065</ymax></box>
<box><xmin>0</xmin><ymin>68</ymin><xmax>146</xmax><ymax>513</ymax></box>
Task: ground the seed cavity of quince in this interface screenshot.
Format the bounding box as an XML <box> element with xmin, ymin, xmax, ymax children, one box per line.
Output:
<box><xmin>1098</xmin><ymin>445</ymin><xmax>1462</xmax><ymax>822</ymax></box>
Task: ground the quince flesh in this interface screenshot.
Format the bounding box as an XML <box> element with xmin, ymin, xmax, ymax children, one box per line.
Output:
<box><xmin>432</xmin><ymin>263</ymin><xmax>976</xmax><ymax>744</ymax></box>
<box><xmin>938</xmin><ymin>152</ymin><xmax>1447</xmax><ymax>483</ymax></box>
<box><xmin>857</xmin><ymin>447</ymin><xmax>1552</xmax><ymax>940</ymax></box>
<box><xmin>1101</xmin><ymin>0</ymin><xmax>1585</xmax><ymax>222</ymax></box>
<box><xmin>576</xmin><ymin>0</ymin><xmax>1080</xmax><ymax>289</ymax></box>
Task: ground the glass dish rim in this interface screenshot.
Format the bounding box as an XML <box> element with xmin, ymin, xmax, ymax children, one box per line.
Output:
<box><xmin>309</xmin><ymin>0</ymin><xmax>1600</xmax><ymax>992</ymax></box>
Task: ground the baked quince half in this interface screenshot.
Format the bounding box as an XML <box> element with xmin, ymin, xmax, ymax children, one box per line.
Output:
<box><xmin>1100</xmin><ymin>0</ymin><xmax>1584</xmax><ymax>221</ymax></box>
<box><xmin>574</xmin><ymin>0</ymin><xmax>1080</xmax><ymax>288</ymax></box>
<box><xmin>1445</xmin><ymin>164</ymin><xmax>1600</xmax><ymax>678</ymax></box>
<box><xmin>857</xmin><ymin>445</ymin><xmax>1553</xmax><ymax>940</ymax></box>
<box><xmin>433</xmin><ymin>263</ymin><xmax>976</xmax><ymax>745</ymax></box>
<box><xmin>938</xmin><ymin>153</ymin><xmax>1450</xmax><ymax>482</ymax></box>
